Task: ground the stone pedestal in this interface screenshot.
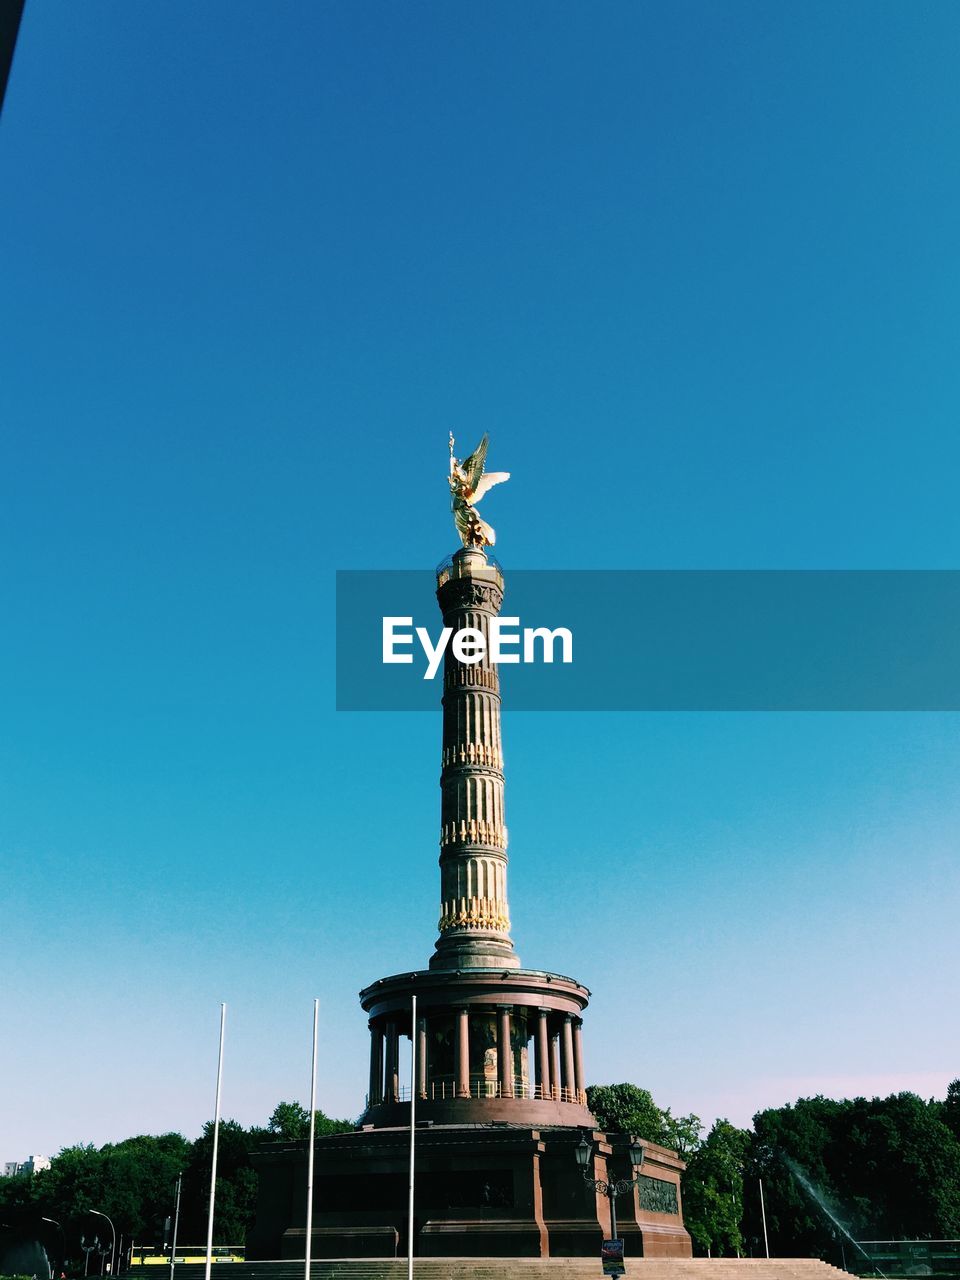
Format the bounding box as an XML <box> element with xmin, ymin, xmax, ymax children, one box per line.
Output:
<box><xmin>248</xmin><ymin>1127</ymin><xmax>690</xmax><ymax>1261</ymax></box>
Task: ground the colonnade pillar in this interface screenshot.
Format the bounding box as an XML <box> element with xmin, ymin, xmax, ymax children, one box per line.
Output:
<box><xmin>550</xmin><ymin>1027</ymin><xmax>561</xmax><ymax>1101</ymax></box>
<box><xmin>385</xmin><ymin>1020</ymin><xmax>400</xmax><ymax>1103</ymax></box>
<box><xmin>455</xmin><ymin>1007</ymin><xmax>470</xmax><ymax>1098</ymax></box>
<box><xmin>573</xmin><ymin>1017</ymin><xmax>586</xmax><ymax>1103</ymax></box>
<box><xmin>562</xmin><ymin>1014</ymin><xmax>576</xmax><ymax>1102</ymax></box>
<box><xmin>368</xmin><ymin>1021</ymin><xmax>383</xmax><ymax>1105</ymax></box>
<box><xmin>497</xmin><ymin>1005</ymin><xmax>513</xmax><ymax>1097</ymax></box>
<box><xmin>368</xmin><ymin>1003</ymin><xmax>584</xmax><ymax>1111</ymax></box>
<box><xmin>417</xmin><ymin>1016</ymin><xmax>428</xmax><ymax>1099</ymax></box>
<box><xmin>535</xmin><ymin>1008</ymin><xmax>551</xmax><ymax>1099</ymax></box>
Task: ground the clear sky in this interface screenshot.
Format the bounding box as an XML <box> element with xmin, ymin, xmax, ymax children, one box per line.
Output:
<box><xmin>2</xmin><ymin>1</ymin><xmax>959</xmax><ymax>1159</ymax></box>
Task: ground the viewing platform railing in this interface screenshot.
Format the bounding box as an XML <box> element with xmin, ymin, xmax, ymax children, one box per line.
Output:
<box><xmin>367</xmin><ymin>1077</ymin><xmax>585</xmax><ymax>1107</ymax></box>
<box><xmin>436</xmin><ymin>551</ymin><xmax>504</xmax><ymax>590</ymax></box>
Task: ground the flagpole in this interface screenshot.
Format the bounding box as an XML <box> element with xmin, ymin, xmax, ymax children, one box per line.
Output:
<box><xmin>305</xmin><ymin>998</ymin><xmax>319</xmax><ymax>1280</ymax></box>
<box><xmin>204</xmin><ymin>1003</ymin><xmax>226</xmax><ymax>1280</ymax></box>
<box><xmin>759</xmin><ymin>1176</ymin><xmax>770</xmax><ymax>1258</ymax></box>
<box><xmin>168</xmin><ymin>1172</ymin><xmax>182</xmax><ymax>1280</ymax></box>
<box><xmin>407</xmin><ymin>993</ymin><xmax>417</xmax><ymax>1280</ymax></box>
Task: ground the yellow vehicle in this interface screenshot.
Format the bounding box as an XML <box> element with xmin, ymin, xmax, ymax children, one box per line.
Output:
<box><xmin>129</xmin><ymin>1246</ymin><xmax>244</xmax><ymax>1265</ymax></box>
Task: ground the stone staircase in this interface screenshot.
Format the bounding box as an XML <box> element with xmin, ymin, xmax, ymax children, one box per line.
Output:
<box><xmin>163</xmin><ymin>1260</ymin><xmax>850</xmax><ymax>1280</ymax></box>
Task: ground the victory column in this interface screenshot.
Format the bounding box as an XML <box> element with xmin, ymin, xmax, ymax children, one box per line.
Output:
<box><xmin>249</xmin><ymin>437</ymin><xmax>691</xmax><ymax>1261</ymax></box>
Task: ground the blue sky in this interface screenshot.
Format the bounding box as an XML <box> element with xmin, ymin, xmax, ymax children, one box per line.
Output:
<box><xmin>2</xmin><ymin>1</ymin><xmax>959</xmax><ymax>1158</ymax></box>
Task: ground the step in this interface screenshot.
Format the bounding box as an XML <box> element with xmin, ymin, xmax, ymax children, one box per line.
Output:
<box><xmin>158</xmin><ymin>1260</ymin><xmax>850</xmax><ymax>1280</ymax></box>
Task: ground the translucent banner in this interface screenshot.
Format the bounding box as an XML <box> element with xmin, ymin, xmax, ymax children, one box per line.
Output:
<box><xmin>335</xmin><ymin>569</ymin><xmax>960</xmax><ymax>711</ymax></box>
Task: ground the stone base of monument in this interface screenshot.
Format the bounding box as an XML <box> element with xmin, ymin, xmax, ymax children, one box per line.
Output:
<box><xmin>248</xmin><ymin>1125</ymin><xmax>692</xmax><ymax>1260</ymax></box>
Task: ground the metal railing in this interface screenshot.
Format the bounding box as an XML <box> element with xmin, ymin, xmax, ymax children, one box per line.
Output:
<box><xmin>436</xmin><ymin>551</ymin><xmax>504</xmax><ymax>590</ymax></box>
<box><xmin>366</xmin><ymin>1077</ymin><xmax>585</xmax><ymax>1107</ymax></box>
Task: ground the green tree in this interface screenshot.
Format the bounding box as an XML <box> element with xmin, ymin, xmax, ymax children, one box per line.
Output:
<box><xmin>743</xmin><ymin>1095</ymin><xmax>855</xmax><ymax>1260</ymax></box>
<box><xmin>96</xmin><ymin>1134</ymin><xmax>191</xmax><ymax>1239</ymax></box>
<box><xmin>586</xmin><ymin>1083</ymin><xmax>670</xmax><ymax>1143</ymax></box>
<box><xmin>267</xmin><ymin>1102</ymin><xmax>311</xmax><ymax>1140</ymax></box>
<box><xmin>266</xmin><ymin>1101</ymin><xmax>353</xmax><ymax>1141</ymax></box>
<box><xmin>178</xmin><ymin>1101</ymin><xmax>355</xmax><ymax>1246</ymax></box>
<box><xmin>662</xmin><ymin>1111</ymin><xmax>703</xmax><ymax>1159</ymax></box>
<box><xmin>942</xmin><ymin>1078</ymin><xmax>960</xmax><ymax>1144</ymax></box>
<box><xmin>0</xmin><ymin>1167</ymin><xmax>42</xmax><ymax>1219</ymax></box>
<box><xmin>0</xmin><ymin>1136</ymin><xmax>189</xmax><ymax>1272</ymax></box>
<box><xmin>1</xmin><ymin>1098</ymin><xmax>353</xmax><ymax>1266</ymax></box>
<box><xmin>742</xmin><ymin>1091</ymin><xmax>960</xmax><ymax>1260</ymax></box>
<box><xmin>683</xmin><ymin>1119</ymin><xmax>750</xmax><ymax>1256</ymax></box>
<box><xmin>180</xmin><ymin>1120</ymin><xmax>258</xmax><ymax>1245</ymax></box>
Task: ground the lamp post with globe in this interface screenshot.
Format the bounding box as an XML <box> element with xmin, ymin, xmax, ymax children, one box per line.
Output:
<box><xmin>574</xmin><ymin>1134</ymin><xmax>646</xmax><ymax>1243</ymax></box>
<box><xmin>88</xmin><ymin>1212</ymin><xmax>115</xmax><ymax>1276</ymax></box>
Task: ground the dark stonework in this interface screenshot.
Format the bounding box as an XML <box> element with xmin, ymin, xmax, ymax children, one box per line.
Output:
<box><xmin>248</xmin><ymin>546</ymin><xmax>693</xmax><ymax>1259</ymax></box>
<box><xmin>248</xmin><ymin>1129</ymin><xmax>689</xmax><ymax>1260</ymax></box>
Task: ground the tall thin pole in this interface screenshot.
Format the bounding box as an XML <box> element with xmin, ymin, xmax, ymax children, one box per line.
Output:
<box><xmin>169</xmin><ymin>1172</ymin><xmax>182</xmax><ymax>1280</ymax></box>
<box><xmin>305</xmin><ymin>998</ymin><xmax>319</xmax><ymax>1280</ymax></box>
<box><xmin>609</xmin><ymin>1187</ymin><xmax>618</xmax><ymax>1242</ymax></box>
<box><xmin>204</xmin><ymin>1003</ymin><xmax>227</xmax><ymax>1280</ymax></box>
<box><xmin>89</xmin><ymin>1211</ymin><xmax>115</xmax><ymax>1278</ymax></box>
<box><xmin>407</xmin><ymin>993</ymin><xmax>417</xmax><ymax>1280</ymax></box>
<box><xmin>42</xmin><ymin>1217</ymin><xmax>65</xmax><ymax>1278</ymax></box>
<box><xmin>759</xmin><ymin>1176</ymin><xmax>770</xmax><ymax>1258</ymax></box>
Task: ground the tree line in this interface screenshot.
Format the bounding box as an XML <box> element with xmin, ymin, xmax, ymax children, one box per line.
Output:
<box><xmin>4</xmin><ymin>1084</ymin><xmax>960</xmax><ymax>1270</ymax></box>
<box><xmin>0</xmin><ymin>1103</ymin><xmax>350</xmax><ymax>1274</ymax></box>
<box><xmin>587</xmin><ymin>1079</ymin><xmax>960</xmax><ymax>1259</ymax></box>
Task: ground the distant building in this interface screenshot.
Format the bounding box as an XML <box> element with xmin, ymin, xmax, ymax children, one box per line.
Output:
<box><xmin>2</xmin><ymin>1155</ymin><xmax>51</xmax><ymax>1176</ymax></box>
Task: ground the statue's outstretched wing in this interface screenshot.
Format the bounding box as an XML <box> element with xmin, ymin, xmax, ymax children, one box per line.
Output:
<box><xmin>461</xmin><ymin>433</ymin><xmax>489</xmax><ymax>493</ymax></box>
<box><xmin>472</xmin><ymin>471</ymin><xmax>510</xmax><ymax>503</ymax></box>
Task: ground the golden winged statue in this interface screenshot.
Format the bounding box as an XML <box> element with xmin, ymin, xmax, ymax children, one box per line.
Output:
<box><xmin>448</xmin><ymin>432</ymin><xmax>510</xmax><ymax>548</ymax></box>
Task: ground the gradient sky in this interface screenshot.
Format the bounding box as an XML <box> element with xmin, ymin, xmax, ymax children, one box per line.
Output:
<box><xmin>2</xmin><ymin>1</ymin><xmax>959</xmax><ymax>1161</ymax></box>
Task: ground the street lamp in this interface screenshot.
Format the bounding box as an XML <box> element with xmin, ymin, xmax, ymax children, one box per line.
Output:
<box><xmin>42</xmin><ymin>1218</ymin><xmax>65</xmax><ymax>1277</ymax></box>
<box><xmin>575</xmin><ymin>1134</ymin><xmax>645</xmax><ymax>1242</ymax></box>
<box><xmin>80</xmin><ymin>1235</ymin><xmax>97</xmax><ymax>1276</ymax></box>
<box><xmin>89</xmin><ymin>1211</ymin><xmax>116</xmax><ymax>1277</ymax></box>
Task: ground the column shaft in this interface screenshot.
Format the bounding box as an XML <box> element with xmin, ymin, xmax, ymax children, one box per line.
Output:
<box><xmin>562</xmin><ymin>1015</ymin><xmax>576</xmax><ymax>1102</ymax></box>
<box><xmin>417</xmin><ymin>1017</ymin><xmax>428</xmax><ymax>1099</ymax></box>
<box><xmin>368</xmin><ymin>1021</ymin><xmax>383</xmax><ymax>1106</ymax></box>
<box><xmin>455</xmin><ymin>1008</ymin><xmax>470</xmax><ymax>1098</ymax></box>
<box><xmin>433</xmin><ymin>554</ymin><xmax>518</xmax><ymax>970</ymax></box>
<box><xmin>573</xmin><ymin>1017</ymin><xmax>586</xmax><ymax>1103</ymax></box>
<box><xmin>550</xmin><ymin>1030</ymin><xmax>561</xmax><ymax>1101</ymax></box>
<box><xmin>498</xmin><ymin>1006</ymin><xmax>513</xmax><ymax>1098</ymax></box>
<box><xmin>385</xmin><ymin>1021</ymin><xmax>400</xmax><ymax>1103</ymax></box>
<box><xmin>536</xmin><ymin>1009</ymin><xmax>551</xmax><ymax>1099</ymax></box>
